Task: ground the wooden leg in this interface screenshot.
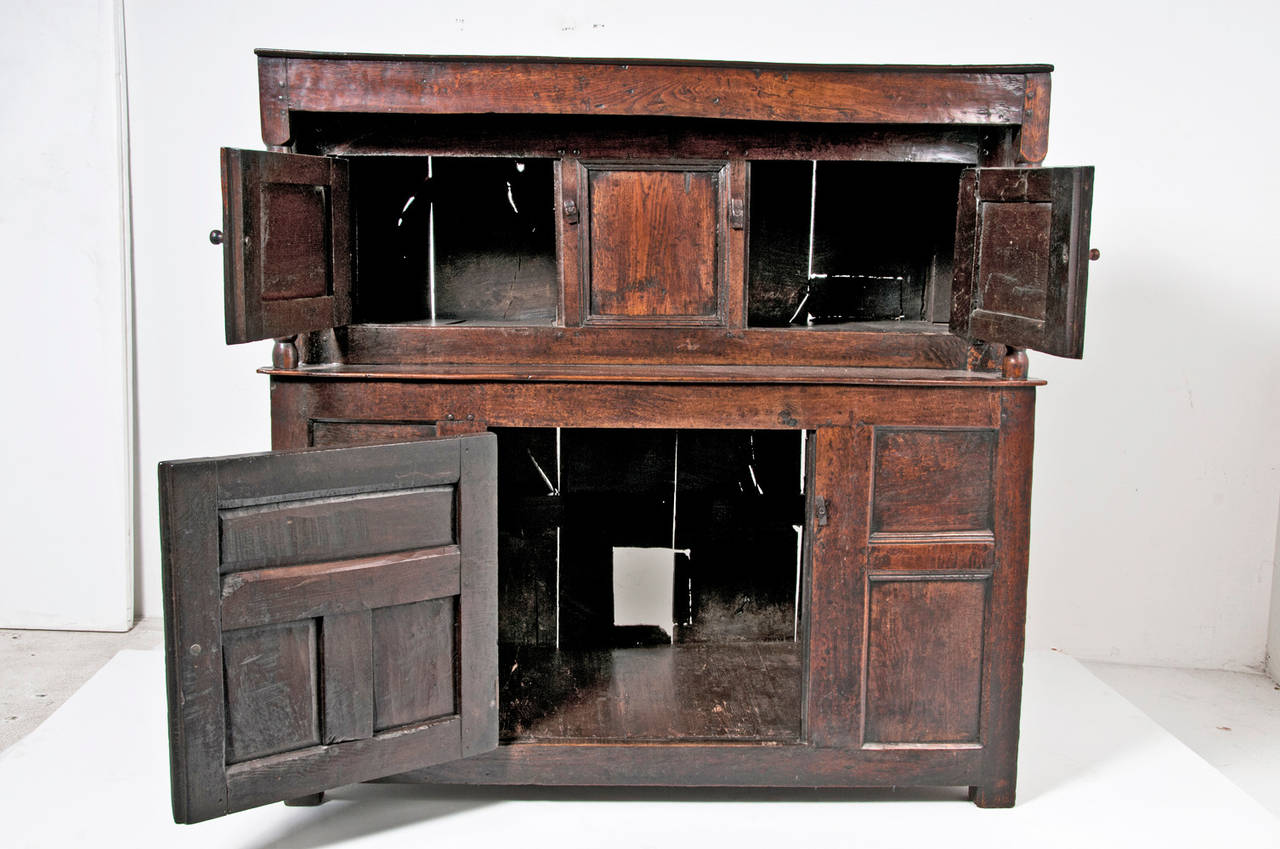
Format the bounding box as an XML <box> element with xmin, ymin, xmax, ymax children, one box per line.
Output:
<box><xmin>284</xmin><ymin>792</ymin><xmax>325</xmax><ymax>807</ymax></box>
<box><xmin>968</xmin><ymin>782</ymin><xmax>1015</xmax><ymax>808</ymax></box>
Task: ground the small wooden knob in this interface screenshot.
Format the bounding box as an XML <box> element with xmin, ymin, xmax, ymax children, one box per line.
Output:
<box><xmin>1089</xmin><ymin>248</ymin><xmax>1100</xmax><ymax>261</ymax></box>
<box><xmin>209</xmin><ymin>229</ymin><xmax>224</xmax><ymax>245</ymax></box>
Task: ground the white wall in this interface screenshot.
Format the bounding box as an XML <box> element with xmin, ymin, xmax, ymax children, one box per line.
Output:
<box><xmin>123</xmin><ymin>0</ymin><xmax>1280</xmax><ymax>669</ymax></box>
<box><xmin>1268</xmin><ymin>503</ymin><xmax>1280</xmax><ymax>680</ymax></box>
<box><xmin>0</xmin><ymin>1</ymin><xmax>134</xmax><ymax>630</ymax></box>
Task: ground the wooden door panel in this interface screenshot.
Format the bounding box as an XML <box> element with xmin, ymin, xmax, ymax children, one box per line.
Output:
<box><xmin>159</xmin><ymin>435</ymin><xmax>497</xmax><ymax>823</ymax></box>
<box><xmin>870</xmin><ymin>428</ymin><xmax>997</xmax><ymax>538</ymax></box>
<box><xmin>221</xmin><ymin>148</ymin><xmax>352</xmax><ymax>344</ymax></box>
<box><xmin>863</xmin><ymin>575</ymin><xmax>987</xmax><ymax>744</ymax></box>
<box><xmin>951</xmin><ymin>166</ymin><xmax>1093</xmax><ymax>358</ymax></box>
<box><xmin>575</xmin><ymin>161</ymin><xmax>733</xmax><ymax>327</ymax></box>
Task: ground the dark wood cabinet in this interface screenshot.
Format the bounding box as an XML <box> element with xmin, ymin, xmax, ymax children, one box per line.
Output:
<box><xmin>162</xmin><ymin>50</ymin><xmax>1096</xmax><ymax>823</ymax></box>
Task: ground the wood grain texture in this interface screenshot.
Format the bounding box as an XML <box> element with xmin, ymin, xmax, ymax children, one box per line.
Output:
<box><xmin>971</xmin><ymin>389</ymin><xmax>1036</xmax><ymax>808</ymax></box>
<box><xmin>395</xmin><ymin>739</ymin><xmax>983</xmax><ymax>787</ymax></box>
<box><xmin>220</xmin><ymin>148</ymin><xmax>350</xmax><ymax>344</ymax></box>
<box><xmin>977</xmin><ymin>202</ymin><xmax>1052</xmax><ymax>322</ymax></box>
<box><xmin>320</xmin><ymin>611</ymin><xmax>374</xmax><ymax>743</ymax></box>
<box><xmin>218</xmin><ymin>487</ymin><xmax>456</xmax><ymax>572</ymax></box>
<box><xmin>804</xmin><ymin>426</ymin><xmax>868</xmax><ymax>748</ymax></box>
<box><xmin>273</xmin><ymin>362</ymin><xmax>1032</xmax><ymax>386</ymax></box>
<box><xmin>299</xmin><ymin>114</ymin><xmax>985</xmax><ymax>164</ymax></box>
<box><xmin>586</xmin><ymin>165</ymin><xmax>722</xmax><ymax>323</ymax></box>
<box><xmin>257</xmin><ymin>56</ymin><xmax>290</xmax><ymax>146</ymax></box>
<box><xmin>458</xmin><ymin>433</ymin><xmax>500</xmax><ymax>757</ymax></box>
<box><xmin>953</xmin><ymin>167</ymin><xmax>1094</xmax><ymax>359</ymax></box>
<box><xmin>870</xmin><ymin>428</ymin><xmax>997</xmax><ymax>534</ymax></box>
<box><xmin>1016</xmin><ymin>73</ymin><xmax>1051</xmax><ymax>164</ymax></box>
<box><xmin>863</xmin><ymin>576</ymin><xmax>987</xmax><ymax>744</ymax></box>
<box><xmin>270</xmin><ymin>55</ymin><xmax>1029</xmax><ymax>129</ymax></box>
<box><xmin>272</xmin><ymin>379</ymin><xmax>1005</xmax><ymax>435</ymax></box>
<box><xmin>220</xmin><ymin>547</ymin><xmax>461</xmax><ymax>630</ymax></box>
<box><xmin>310</xmin><ymin>419</ymin><xmax>440</xmax><ymax>446</ymax></box>
<box><xmin>226</xmin><ymin>716</ymin><xmax>463</xmax><ymax>815</ymax></box>
<box><xmin>344</xmin><ymin>323</ymin><xmax>980</xmax><ymax>370</ymax></box>
<box><xmin>373</xmin><ymin>598</ymin><xmax>458</xmax><ymax>730</ymax></box>
<box><xmin>159</xmin><ymin>437</ymin><xmax>499</xmax><ymax>823</ymax></box>
<box><xmin>158</xmin><ymin>460</ymin><xmax>228</xmax><ymax>823</ymax></box>
<box><xmin>223</xmin><ymin>621</ymin><xmax>320</xmax><ymax>763</ymax></box>
<box><xmin>502</xmin><ymin>643</ymin><xmax>800</xmax><ymax>742</ymax></box>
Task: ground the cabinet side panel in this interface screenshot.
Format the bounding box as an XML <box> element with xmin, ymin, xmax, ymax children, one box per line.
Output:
<box><xmin>972</xmin><ymin>388</ymin><xmax>1035</xmax><ymax>806</ymax></box>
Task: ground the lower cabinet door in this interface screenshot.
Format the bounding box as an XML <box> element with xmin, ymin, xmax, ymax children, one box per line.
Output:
<box><xmin>158</xmin><ymin>434</ymin><xmax>497</xmax><ymax>823</ymax></box>
<box><xmin>803</xmin><ymin>402</ymin><xmax>1031</xmax><ymax>804</ymax></box>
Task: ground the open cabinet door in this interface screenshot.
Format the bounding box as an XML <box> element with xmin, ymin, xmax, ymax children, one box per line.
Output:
<box><xmin>951</xmin><ymin>167</ymin><xmax>1094</xmax><ymax>358</ymax></box>
<box><xmin>159</xmin><ymin>435</ymin><xmax>497</xmax><ymax>823</ymax></box>
<box><xmin>221</xmin><ymin>148</ymin><xmax>352</xmax><ymax>344</ymax></box>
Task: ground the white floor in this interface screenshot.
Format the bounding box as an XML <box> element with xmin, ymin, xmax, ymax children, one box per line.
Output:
<box><xmin>1083</xmin><ymin>659</ymin><xmax>1280</xmax><ymax>820</ymax></box>
<box><xmin>0</xmin><ymin>648</ymin><xmax>1276</xmax><ymax>848</ymax></box>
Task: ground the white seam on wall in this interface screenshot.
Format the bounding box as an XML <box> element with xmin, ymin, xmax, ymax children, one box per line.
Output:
<box><xmin>114</xmin><ymin>0</ymin><xmax>138</xmax><ymax>628</ymax></box>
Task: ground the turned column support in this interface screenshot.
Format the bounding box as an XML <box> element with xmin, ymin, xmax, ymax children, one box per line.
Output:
<box><xmin>272</xmin><ymin>335</ymin><xmax>299</xmax><ymax>369</ymax></box>
<box><xmin>1001</xmin><ymin>347</ymin><xmax>1029</xmax><ymax>380</ymax></box>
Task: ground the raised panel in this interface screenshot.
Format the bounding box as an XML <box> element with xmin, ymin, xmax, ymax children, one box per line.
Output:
<box><xmin>871</xmin><ymin>428</ymin><xmax>996</xmax><ymax>535</ymax></box>
<box><xmin>221</xmin><ymin>148</ymin><xmax>351</xmax><ymax>344</ymax></box>
<box><xmin>977</xmin><ymin>202</ymin><xmax>1051</xmax><ymax>322</ymax></box>
<box><xmin>259</xmin><ymin>183</ymin><xmax>330</xmax><ymax>300</ymax></box>
<box><xmin>863</xmin><ymin>576</ymin><xmax>987</xmax><ymax>744</ymax></box>
<box><xmin>373</xmin><ymin>598</ymin><xmax>459</xmax><ymax>730</ymax></box>
<box><xmin>223</xmin><ymin>621</ymin><xmax>320</xmax><ymax>763</ymax></box>
<box><xmin>584</xmin><ymin>164</ymin><xmax>726</xmax><ymax>325</ymax></box>
<box><xmin>159</xmin><ymin>435</ymin><xmax>498</xmax><ymax>823</ymax></box>
<box><xmin>218</xmin><ymin>487</ymin><xmax>456</xmax><ymax>572</ymax></box>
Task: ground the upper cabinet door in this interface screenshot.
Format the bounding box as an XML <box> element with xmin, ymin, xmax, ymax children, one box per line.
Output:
<box><xmin>159</xmin><ymin>434</ymin><xmax>497</xmax><ymax>823</ymax></box>
<box><xmin>221</xmin><ymin>148</ymin><xmax>352</xmax><ymax>344</ymax></box>
<box><xmin>564</xmin><ymin>160</ymin><xmax>745</xmax><ymax>328</ymax></box>
<box><xmin>951</xmin><ymin>167</ymin><xmax>1094</xmax><ymax>359</ymax></box>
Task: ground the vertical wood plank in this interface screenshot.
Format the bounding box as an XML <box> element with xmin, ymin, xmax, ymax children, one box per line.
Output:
<box><xmin>321</xmin><ymin>610</ymin><xmax>374</xmax><ymax>743</ymax></box>
<box><xmin>158</xmin><ymin>460</ymin><xmax>227</xmax><ymax>823</ymax></box>
<box><xmin>725</xmin><ymin>160</ymin><xmax>747</xmax><ymax>328</ymax></box>
<box><xmin>558</xmin><ymin>158</ymin><xmax>584</xmax><ymax>326</ymax></box>
<box><xmin>459</xmin><ymin>432</ymin><xmax>499</xmax><ymax>756</ymax></box>
<box><xmin>1015</xmin><ymin>73</ymin><xmax>1051</xmax><ymax>164</ymax></box>
<box><xmin>804</xmin><ymin>425</ymin><xmax>869</xmax><ymax>748</ymax></box>
<box><xmin>258</xmin><ymin>55</ymin><xmax>291</xmax><ymax>146</ymax></box>
<box><xmin>973</xmin><ymin>387</ymin><xmax>1036</xmax><ymax>807</ymax></box>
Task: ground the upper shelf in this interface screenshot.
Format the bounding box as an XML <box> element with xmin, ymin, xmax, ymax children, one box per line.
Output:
<box><xmin>253</xmin><ymin>50</ymin><xmax>1053</xmax><ymax>162</ymax></box>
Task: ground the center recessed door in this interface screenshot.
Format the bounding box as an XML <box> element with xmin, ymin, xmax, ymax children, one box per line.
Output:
<box><xmin>567</xmin><ymin>161</ymin><xmax>737</xmax><ymax>327</ymax></box>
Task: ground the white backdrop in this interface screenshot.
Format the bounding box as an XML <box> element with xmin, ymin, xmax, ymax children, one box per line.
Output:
<box><xmin>117</xmin><ymin>0</ymin><xmax>1280</xmax><ymax>669</ymax></box>
<box><xmin>0</xmin><ymin>2</ymin><xmax>134</xmax><ymax>630</ymax></box>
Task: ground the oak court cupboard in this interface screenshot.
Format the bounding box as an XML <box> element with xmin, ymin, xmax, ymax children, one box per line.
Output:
<box><xmin>159</xmin><ymin>49</ymin><xmax>1097</xmax><ymax>823</ymax></box>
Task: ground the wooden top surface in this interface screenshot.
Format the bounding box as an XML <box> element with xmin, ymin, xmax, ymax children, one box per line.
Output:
<box><xmin>254</xmin><ymin>49</ymin><xmax>1054</xmax><ymax>162</ymax></box>
<box><xmin>260</xmin><ymin>363</ymin><xmax>1045</xmax><ymax>387</ymax></box>
<box><xmin>254</xmin><ymin>49</ymin><xmax>1053</xmax><ymax>74</ymax></box>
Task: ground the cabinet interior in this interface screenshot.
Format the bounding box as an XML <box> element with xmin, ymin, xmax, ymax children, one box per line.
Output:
<box><xmin>493</xmin><ymin>427</ymin><xmax>807</xmax><ymax>743</ymax></box>
<box><xmin>350</xmin><ymin>155</ymin><xmax>558</xmax><ymax>325</ymax></box>
<box><xmin>748</xmin><ymin>161</ymin><xmax>963</xmax><ymax>328</ymax></box>
<box><xmin>345</xmin><ymin>152</ymin><xmax>966</xmax><ymax>334</ymax></box>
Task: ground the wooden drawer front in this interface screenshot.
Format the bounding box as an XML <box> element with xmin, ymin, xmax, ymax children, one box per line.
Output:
<box><xmin>862</xmin><ymin>575</ymin><xmax>988</xmax><ymax>745</ymax></box>
<box><xmin>581</xmin><ymin>162</ymin><xmax>729</xmax><ymax>326</ymax></box>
